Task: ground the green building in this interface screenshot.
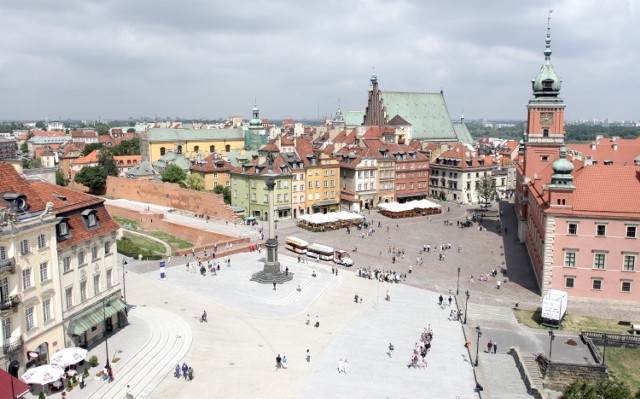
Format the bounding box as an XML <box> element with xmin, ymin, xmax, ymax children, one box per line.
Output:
<box><xmin>230</xmin><ymin>155</ymin><xmax>292</xmax><ymax>221</ymax></box>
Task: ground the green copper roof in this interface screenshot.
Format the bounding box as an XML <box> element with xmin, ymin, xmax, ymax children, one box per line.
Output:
<box><xmin>532</xmin><ymin>15</ymin><xmax>561</xmax><ymax>95</ymax></box>
<box><xmin>452</xmin><ymin>122</ymin><xmax>474</xmax><ymax>145</ymax></box>
<box><xmin>147</xmin><ymin>128</ymin><xmax>244</xmax><ymax>142</ymax></box>
<box><xmin>343</xmin><ymin>111</ymin><xmax>365</xmax><ymax>127</ymax></box>
<box><xmin>173</xmin><ymin>154</ymin><xmax>190</xmax><ymax>171</ymax></box>
<box><xmin>380</xmin><ymin>91</ymin><xmax>457</xmax><ymax>141</ymax></box>
<box><xmin>126</xmin><ymin>160</ymin><xmax>155</xmax><ymax>177</ymax></box>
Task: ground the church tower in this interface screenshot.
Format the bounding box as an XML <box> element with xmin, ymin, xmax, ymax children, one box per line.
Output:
<box><xmin>522</xmin><ymin>12</ymin><xmax>566</xmax><ymax>180</ymax></box>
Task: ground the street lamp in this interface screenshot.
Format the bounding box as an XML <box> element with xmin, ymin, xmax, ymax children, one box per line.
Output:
<box><xmin>122</xmin><ymin>258</ymin><xmax>128</xmax><ymax>305</ymax></box>
<box><xmin>103</xmin><ymin>299</ymin><xmax>112</xmax><ymax>372</ymax></box>
<box><xmin>548</xmin><ymin>330</ymin><xmax>556</xmax><ymax>363</ymax></box>
<box><xmin>464</xmin><ymin>290</ymin><xmax>470</xmax><ymax>324</ymax></box>
<box><xmin>456</xmin><ymin>267</ymin><xmax>461</xmax><ymax>295</ymax></box>
<box><xmin>475</xmin><ymin>325</ymin><xmax>482</xmax><ymax>367</ymax></box>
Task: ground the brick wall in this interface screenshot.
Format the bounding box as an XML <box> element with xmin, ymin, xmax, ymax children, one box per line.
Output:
<box><xmin>105</xmin><ymin>176</ymin><xmax>240</xmax><ymax>221</ymax></box>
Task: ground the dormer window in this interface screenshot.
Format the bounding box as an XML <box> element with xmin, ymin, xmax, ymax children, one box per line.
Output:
<box><xmin>81</xmin><ymin>209</ymin><xmax>99</xmax><ymax>228</ymax></box>
<box><xmin>58</xmin><ymin>220</ymin><xmax>69</xmax><ymax>236</ymax></box>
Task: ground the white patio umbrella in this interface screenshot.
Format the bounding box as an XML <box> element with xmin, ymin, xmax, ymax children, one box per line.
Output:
<box><xmin>21</xmin><ymin>364</ymin><xmax>65</xmax><ymax>385</ymax></box>
<box><xmin>50</xmin><ymin>347</ymin><xmax>88</xmax><ymax>367</ymax></box>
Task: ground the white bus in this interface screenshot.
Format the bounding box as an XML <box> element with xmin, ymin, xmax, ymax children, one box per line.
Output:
<box><xmin>307</xmin><ymin>243</ymin><xmax>334</xmax><ymax>261</ymax></box>
<box><xmin>285</xmin><ymin>237</ymin><xmax>309</xmax><ymax>254</ymax></box>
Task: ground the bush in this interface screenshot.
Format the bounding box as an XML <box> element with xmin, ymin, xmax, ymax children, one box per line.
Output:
<box><xmin>71</xmin><ymin>375</ymin><xmax>77</xmax><ymax>384</ymax></box>
<box><xmin>38</xmin><ymin>392</ymin><xmax>46</xmax><ymax>399</ymax></box>
<box><xmin>89</xmin><ymin>355</ymin><xmax>99</xmax><ymax>367</ymax></box>
<box><xmin>83</xmin><ymin>367</ymin><xmax>89</xmax><ymax>377</ymax></box>
<box><xmin>117</xmin><ymin>237</ymin><xmax>164</xmax><ymax>260</ymax></box>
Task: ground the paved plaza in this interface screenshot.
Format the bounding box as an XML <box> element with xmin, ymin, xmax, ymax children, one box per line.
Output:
<box><xmin>29</xmin><ymin>199</ymin><xmax>640</xmax><ymax>398</ymax></box>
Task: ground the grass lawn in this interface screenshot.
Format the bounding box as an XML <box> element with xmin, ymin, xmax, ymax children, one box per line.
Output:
<box><xmin>120</xmin><ymin>232</ymin><xmax>166</xmax><ymax>256</ymax></box>
<box><xmin>597</xmin><ymin>346</ymin><xmax>640</xmax><ymax>394</ymax></box>
<box><xmin>112</xmin><ymin>216</ymin><xmax>139</xmax><ymax>230</ymax></box>
<box><xmin>513</xmin><ymin>308</ymin><xmax>631</xmax><ymax>334</ymax></box>
<box><xmin>148</xmin><ymin>231</ymin><xmax>193</xmax><ymax>251</ymax></box>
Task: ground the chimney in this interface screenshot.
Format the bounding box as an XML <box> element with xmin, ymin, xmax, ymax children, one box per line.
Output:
<box><xmin>590</xmin><ymin>142</ymin><xmax>596</xmax><ymax>150</ymax></box>
<box><xmin>613</xmin><ymin>142</ymin><xmax>618</xmax><ymax>150</ymax></box>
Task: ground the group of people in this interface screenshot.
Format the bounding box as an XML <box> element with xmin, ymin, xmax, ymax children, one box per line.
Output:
<box><xmin>175</xmin><ymin>363</ymin><xmax>194</xmax><ymax>381</ymax></box>
<box><xmin>337</xmin><ymin>358</ymin><xmax>350</xmax><ymax>374</ymax></box>
<box><xmin>356</xmin><ymin>267</ymin><xmax>405</xmax><ymax>283</ymax></box>
<box><xmin>275</xmin><ymin>354</ymin><xmax>288</xmax><ymax>369</ymax></box>
<box><xmin>407</xmin><ymin>326</ymin><xmax>433</xmax><ymax>369</ymax></box>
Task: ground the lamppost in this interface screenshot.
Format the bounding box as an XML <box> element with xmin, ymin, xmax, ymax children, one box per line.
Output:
<box><xmin>602</xmin><ymin>333</ymin><xmax>608</xmax><ymax>366</ymax></box>
<box><xmin>103</xmin><ymin>299</ymin><xmax>112</xmax><ymax>371</ymax></box>
<box><xmin>464</xmin><ymin>290</ymin><xmax>470</xmax><ymax>324</ymax></box>
<box><xmin>456</xmin><ymin>267</ymin><xmax>461</xmax><ymax>295</ymax></box>
<box><xmin>475</xmin><ymin>325</ymin><xmax>482</xmax><ymax>367</ymax></box>
<box><xmin>548</xmin><ymin>330</ymin><xmax>556</xmax><ymax>363</ymax></box>
<box><xmin>121</xmin><ymin>258</ymin><xmax>128</xmax><ymax>305</ymax></box>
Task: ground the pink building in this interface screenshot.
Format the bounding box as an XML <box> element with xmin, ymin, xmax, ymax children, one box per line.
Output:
<box><xmin>515</xmin><ymin>21</ymin><xmax>640</xmax><ymax>301</ymax></box>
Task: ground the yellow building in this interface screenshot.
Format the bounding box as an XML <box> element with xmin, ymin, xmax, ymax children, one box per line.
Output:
<box><xmin>295</xmin><ymin>140</ymin><xmax>340</xmax><ymax>214</ymax></box>
<box><xmin>142</xmin><ymin>127</ymin><xmax>245</xmax><ymax>164</ymax></box>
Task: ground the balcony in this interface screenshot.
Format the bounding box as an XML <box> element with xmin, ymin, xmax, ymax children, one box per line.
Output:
<box><xmin>0</xmin><ymin>295</ymin><xmax>20</xmax><ymax>313</ymax></box>
<box><xmin>0</xmin><ymin>257</ymin><xmax>16</xmax><ymax>275</ymax></box>
<box><xmin>3</xmin><ymin>336</ymin><xmax>24</xmax><ymax>355</ymax></box>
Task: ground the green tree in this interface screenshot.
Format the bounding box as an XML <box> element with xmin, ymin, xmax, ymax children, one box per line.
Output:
<box><xmin>74</xmin><ymin>166</ymin><xmax>107</xmax><ymax>193</ymax></box>
<box><xmin>161</xmin><ymin>164</ymin><xmax>187</xmax><ymax>185</ymax></box>
<box><xmin>55</xmin><ymin>170</ymin><xmax>67</xmax><ymax>186</ymax></box>
<box><xmin>82</xmin><ymin>143</ymin><xmax>104</xmax><ymax>156</ymax></box>
<box><xmin>126</xmin><ymin>127</ymin><xmax>136</xmax><ymax>133</ymax></box>
<box><xmin>20</xmin><ymin>140</ymin><xmax>29</xmax><ymax>154</ymax></box>
<box><xmin>186</xmin><ymin>173</ymin><xmax>205</xmax><ymax>191</ymax></box>
<box><xmin>111</xmin><ymin>137</ymin><xmax>141</xmax><ymax>156</ymax></box>
<box><xmin>475</xmin><ymin>174</ymin><xmax>497</xmax><ymax>204</ymax></box>
<box><xmin>213</xmin><ymin>185</ymin><xmax>231</xmax><ymax>204</ymax></box>
<box><xmin>95</xmin><ymin>123</ymin><xmax>110</xmax><ymax>136</ymax></box>
<box><xmin>98</xmin><ymin>150</ymin><xmax>119</xmax><ymax>177</ymax></box>
<box><xmin>35</xmin><ymin>121</ymin><xmax>45</xmax><ymax>129</ymax></box>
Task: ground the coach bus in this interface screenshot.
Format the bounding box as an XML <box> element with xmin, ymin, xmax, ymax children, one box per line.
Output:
<box><xmin>307</xmin><ymin>243</ymin><xmax>334</xmax><ymax>261</ymax></box>
<box><xmin>285</xmin><ymin>236</ymin><xmax>309</xmax><ymax>254</ymax></box>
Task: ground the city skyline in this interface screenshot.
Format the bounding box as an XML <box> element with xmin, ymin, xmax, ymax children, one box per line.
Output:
<box><xmin>0</xmin><ymin>0</ymin><xmax>638</xmax><ymax>122</ymax></box>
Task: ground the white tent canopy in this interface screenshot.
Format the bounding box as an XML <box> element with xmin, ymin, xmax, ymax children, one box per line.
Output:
<box><xmin>379</xmin><ymin>200</ymin><xmax>441</xmax><ymax>213</ymax></box>
<box><xmin>331</xmin><ymin>211</ymin><xmax>364</xmax><ymax>220</ymax></box>
<box><xmin>299</xmin><ymin>213</ymin><xmax>338</xmax><ymax>224</ymax></box>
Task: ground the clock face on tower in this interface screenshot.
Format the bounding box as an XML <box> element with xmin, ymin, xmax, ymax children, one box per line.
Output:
<box><xmin>540</xmin><ymin>112</ymin><xmax>553</xmax><ymax>127</ymax></box>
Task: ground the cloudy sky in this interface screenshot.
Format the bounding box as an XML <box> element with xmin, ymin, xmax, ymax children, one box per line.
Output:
<box><xmin>0</xmin><ymin>0</ymin><xmax>638</xmax><ymax>122</ymax></box>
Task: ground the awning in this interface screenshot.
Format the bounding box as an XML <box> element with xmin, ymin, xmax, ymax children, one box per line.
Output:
<box><xmin>0</xmin><ymin>368</ymin><xmax>30</xmax><ymax>399</ymax></box>
<box><xmin>276</xmin><ymin>206</ymin><xmax>291</xmax><ymax>211</ymax></box>
<box><xmin>396</xmin><ymin>193</ymin><xmax>426</xmax><ymax>199</ymax></box>
<box><xmin>312</xmin><ymin>200</ymin><xmax>339</xmax><ymax>208</ymax></box>
<box><xmin>67</xmin><ymin>298</ymin><xmax>126</xmax><ymax>336</ymax></box>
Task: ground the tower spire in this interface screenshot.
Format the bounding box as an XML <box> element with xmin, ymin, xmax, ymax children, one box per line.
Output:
<box><xmin>545</xmin><ymin>10</ymin><xmax>554</xmax><ymax>61</ymax></box>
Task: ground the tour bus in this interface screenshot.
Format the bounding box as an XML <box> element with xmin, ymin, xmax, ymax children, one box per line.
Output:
<box><xmin>285</xmin><ymin>236</ymin><xmax>309</xmax><ymax>254</ymax></box>
<box><xmin>307</xmin><ymin>243</ymin><xmax>335</xmax><ymax>261</ymax></box>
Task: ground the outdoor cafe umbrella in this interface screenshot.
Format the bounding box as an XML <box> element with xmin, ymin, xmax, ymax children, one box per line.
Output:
<box><xmin>50</xmin><ymin>347</ymin><xmax>88</xmax><ymax>367</ymax></box>
<box><xmin>21</xmin><ymin>364</ymin><xmax>65</xmax><ymax>385</ymax></box>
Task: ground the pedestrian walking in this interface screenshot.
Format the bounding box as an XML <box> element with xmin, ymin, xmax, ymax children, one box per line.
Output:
<box><xmin>273</xmin><ymin>281</ymin><xmax>277</xmax><ymax>291</ymax></box>
<box><xmin>182</xmin><ymin>363</ymin><xmax>188</xmax><ymax>380</ymax></box>
<box><xmin>306</xmin><ymin>349</ymin><xmax>311</xmax><ymax>363</ymax></box>
<box><xmin>438</xmin><ymin>294</ymin><xmax>443</xmax><ymax>306</ymax></box>
<box><xmin>487</xmin><ymin>340</ymin><xmax>493</xmax><ymax>353</ymax></box>
<box><xmin>276</xmin><ymin>354</ymin><xmax>282</xmax><ymax>369</ymax></box>
<box><xmin>354</xmin><ymin>293</ymin><xmax>359</xmax><ymax>303</ymax></box>
<box><xmin>306</xmin><ymin>314</ymin><xmax>310</xmax><ymax>325</ymax></box>
<box><xmin>388</xmin><ymin>343</ymin><xmax>394</xmax><ymax>358</ymax></box>
<box><xmin>315</xmin><ymin>315</ymin><xmax>320</xmax><ymax>328</ymax></box>
<box><xmin>200</xmin><ymin>310</ymin><xmax>207</xmax><ymax>323</ymax></box>
<box><xmin>343</xmin><ymin>359</ymin><xmax>349</xmax><ymax>374</ymax></box>
<box><xmin>175</xmin><ymin>364</ymin><xmax>180</xmax><ymax>379</ymax></box>
<box><xmin>338</xmin><ymin>359</ymin><xmax>344</xmax><ymax>373</ymax></box>
<box><xmin>470</xmin><ymin>275</ymin><xmax>474</xmax><ymax>284</ymax></box>
<box><xmin>282</xmin><ymin>356</ymin><xmax>288</xmax><ymax>369</ymax></box>
<box><xmin>448</xmin><ymin>296</ymin><xmax>452</xmax><ymax>307</ymax></box>
<box><xmin>493</xmin><ymin>341</ymin><xmax>498</xmax><ymax>354</ymax></box>
<box><xmin>496</xmin><ymin>280</ymin><xmax>501</xmax><ymax>289</ymax></box>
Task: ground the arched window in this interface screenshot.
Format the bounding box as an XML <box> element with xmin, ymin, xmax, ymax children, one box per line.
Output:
<box><xmin>160</xmin><ymin>147</ymin><xmax>166</xmax><ymax>156</ymax></box>
<box><xmin>194</xmin><ymin>145</ymin><xmax>199</xmax><ymax>153</ymax></box>
<box><xmin>177</xmin><ymin>145</ymin><xmax>183</xmax><ymax>153</ymax></box>
<box><xmin>543</xmin><ymin>129</ymin><xmax>549</xmax><ymax>137</ymax></box>
<box><xmin>210</xmin><ymin>145</ymin><xmax>215</xmax><ymax>153</ymax></box>
<box><xmin>225</xmin><ymin>144</ymin><xmax>231</xmax><ymax>152</ymax></box>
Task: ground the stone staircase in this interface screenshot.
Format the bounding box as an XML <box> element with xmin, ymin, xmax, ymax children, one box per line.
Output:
<box><xmin>520</xmin><ymin>352</ymin><xmax>544</xmax><ymax>389</ymax></box>
<box><xmin>479</xmin><ymin>352</ymin><xmax>534</xmax><ymax>399</ymax></box>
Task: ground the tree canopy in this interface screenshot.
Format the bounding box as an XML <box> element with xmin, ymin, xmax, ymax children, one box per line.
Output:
<box><xmin>82</xmin><ymin>143</ymin><xmax>105</xmax><ymax>156</ymax></box>
<box><xmin>186</xmin><ymin>173</ymin><xmax>205</xmax><ymax>191</ymax></box>
<box><xmin>561</xmin><ymin>379</ymin><xmax>636</xmax><ymax>399</ymax></box>
<box><xmin>74</xmin><ymin>166</ymin><xmax>107</xmax><ymax>193</ymax></box>
<box><xmin>161</xmin><ymin>164</ymin><xmax>187</xmax><ymax>185</ymax></box>
<box><xmin>111</xmin><ymin>137</ymin><xmax>141</xmax><ymax>156</ymax></box>
<box><xmin>475</xmin><ymin>174</ymin><xmax>497</xmax><ymax>204</ymax></box>
<box><xmin>213</xmin><ymin>185</ymin><xmax>231</xmax><ymax>204</ymax></box>
<box><xmin>98</xmin><ymin>150</ymin><xmax>119</xmax><ymax>177</ymax></box>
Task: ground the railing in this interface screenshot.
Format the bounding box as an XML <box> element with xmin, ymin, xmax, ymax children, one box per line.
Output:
<box><xmin>2</xmin><ymin>336</ymin><xmax>23</xmax><ymax>355</ymax></box>
<box><xmin>0</xmin><ymin>257</ymin><xmax>16</xmax><ymax>274</ymax></box>
<box><xmin>0</xmin><ymin>295</ymin><xmax>20</xmax><ymax>312</ymax></box>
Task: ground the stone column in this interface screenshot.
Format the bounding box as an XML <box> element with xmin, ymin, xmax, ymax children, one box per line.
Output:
<box><xmin>263</xmin><ymin>175</ymin><xmax>280</xmax><ymax>273</ymax></box>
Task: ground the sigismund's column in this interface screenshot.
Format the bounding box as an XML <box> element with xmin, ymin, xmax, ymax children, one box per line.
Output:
<box><xmin>263</xmin><ymin>171</ymin><xmax>279</xmax><ymax>273</ymax></box>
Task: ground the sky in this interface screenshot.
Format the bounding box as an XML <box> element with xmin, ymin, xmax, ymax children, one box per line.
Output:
<box><xmin>0</xmin><ymin>0</ymin><xmax>638</xmax><ymax>122</ymax></box>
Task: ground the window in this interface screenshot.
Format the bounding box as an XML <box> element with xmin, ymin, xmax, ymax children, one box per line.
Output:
<box><xmin>564</xmin><ymin>251</ymin><xmax>576</xmax><ymax>267</ymax></box>
<box><xmin>193</xmin><ymin>145</ymin><xmax>199</xmax><ymax>153</ymax></box>
<box><xmin>104</xmin><ymin>241</ymin><xmax>111</xmax><ymax>255</ymax></box>
<box><xmin>284</xmin><ymin>193</ymin><xmax>289</xmax><ymax>202</ymax></box>
<box><xmin>622</xmin><ymin>281</ymin><xmax>632</xmax><ymax>293</ymax></box>
<box><xmin>2</xmin><ymin>318</ymin><xmax>10</xmax><ymax>340</ymax></box>
<box><xmin>20</xmin><ymin>239</ymin><xmax>29</xmax><ymax>255</ymax></box>
<box><xmin>540</xmin><ymin>155</ymin><xmax>549</xmax><ymax>161</ymax></box>
<box><xmin>263</xmin><ymin>194</ymin><xmax>268</xmax><ymax>203</ymax></box>
<box><xmin>92</xmin><ymin>246</ymin><xmax>99</xmax><ymax>261</ymax></box>
<box><xmin>39</xmin><ymin>261</ymin><xmax>49</xmax><ymax>282</ymax></box>
<box><xmin>160</xmin><ymin>147</ymin><xmax>166</xmax><ymax>156</ymax></box>
<box><xmin>251</xmin><ymin>193</ymin><xmax>256</xmax><ymax>202</ymax></box>
<box><xmin>94</xmin><ymin>275</ymin><xmax>100</xmax><ymax>295</ymax></box>
<box><xmin>78</xmin><ymin>250</ymin><xmax>85</xmax><ymax>265</ymax></box>
<box><xmin>59</xmin><ymin>222</ymin><xmax>68</xmax><ymax>235</ymax></box>
<box><xmin>315</xmin><ymin>181</ymin><xmax>319</xmax><ymax>188</ymax></box>
<box><xmin>323</xmin><ymin>181</ymin><xmax>328</xmax><ymax>188</ymax></box>
<box><xmin>88</xmin><ymin>213</ymin><xmax>97</xmax><ymax>227</ymax></box>
<box><xmin>43</xmin><ymin>298</ymin><xmax>51</xmax><ymax>322</ymax></box>
<box><xmin>251</xmin><ymin>181</ymin><xmax>257</xmax><ymax>188</ymax></box>
<box><xmin>627</xmin><ymin>226</ymin><xmax>638</xmax><ymax>238</ymax></box>
<box><xmin>106</xmin><ymin>269</ymin><xmax>112</xmax><ymax>288</ymax></box>
<box><xmin>22</xmin><ymin>268</ymin><xmax>32</xmax><ymax>290</ymax></box>
<box><xmin>299</xmin><ymin>184</ymin><xmax>304</xmax><ymax>191</ymax></box>
<box><xmin>593</xmin><ymin>253</ymin><xmax>606</xmax><ymax>270</ymax></box>
<box><xmin>596</xmin><ymin>224</ymin><xmax>606</xmax><ymax>237</ymax></box>
<box><xmin>80</xmin><ymin>281</ymin><xmax>87</xmax><ymax>302</ymax></box>
<box><xmin>225</xmin><ymin>144</ymin><xmax>230</xmax><ymax>152</ymax></box>
<box><xmin>277</xmin><ymin>194</ymin><xmax>282</xmax><ymax>203</ymax></box>
<box><xmin>592</xmin><ymin>279</ymin><xmax>602</xmax><ymax>290</ymax></box>
<box><xmin>25</xmin><ymin>307</ymin><xmax>35</xmax><ymax>331</ymax></box>
<box><xmin>623</xmin><ymin>255</ymin><xmax>636</xmax><ymax>271</ymax></box>
<box><xmin>210</xmin><ymin>145</ymin><xmax>215</xmax><ymax>153</ymax></box>
<box><xmin>66</xmin><ymin>287</ymin><xmax>73</xmax><ymax>309</ymax></box>
<box><xmin>308</xmin><ymin>181</ymin><xmax>312</xmax><ymax>189</ymax></box>
<box><xmin>277</xmin><ymin>181</ymin><xmax>281</xmax><ymax>189</ymax></box>
<box><xmin>0</xmin><ymin>246</ymin><xmax>5</xmax><ymax>260</ymax></box>
<box><xmin>63</xmin><ymin>256</ymin><xmax>71</xmax><ymax>272</ymax></box>
<box><xmin>37</xmin><ymin>234</ymin><xmax>46</xmax><ymax>249</ymax></box>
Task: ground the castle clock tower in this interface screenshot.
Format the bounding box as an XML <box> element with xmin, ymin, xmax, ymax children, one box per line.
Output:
<box><xmin>522</xmin><ymin>11</ymin><xmax>566</xmax><ymax>179</ymax></box>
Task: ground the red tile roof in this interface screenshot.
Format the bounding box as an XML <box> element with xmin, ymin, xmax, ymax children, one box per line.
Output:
<box><xmin>0</xmin><ymin>163</ymin><xmax>47</xmax><ymax>212</ymax></box>
<box><xmin>568</xmin><ymin>137</ymin><xmax>640</xmax><ymax>166</ymax></box>
<box><xmin>191</xmin><ymin>154</ymin><xmax>233</xmax><ymax>173</ymax></box>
